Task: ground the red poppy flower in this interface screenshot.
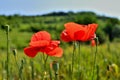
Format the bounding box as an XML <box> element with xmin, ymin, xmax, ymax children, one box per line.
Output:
<box><xmin>24</xmin><ymin>31</ymin><xmax>63</xmax><ymax>58</ymax></box>
<box><xmin>60</xmin><ymin>22</ymin><xmax>98</xmax><ymax>42</ymax></box>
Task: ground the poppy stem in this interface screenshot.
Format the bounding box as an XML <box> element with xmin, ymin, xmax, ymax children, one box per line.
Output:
<box><xmin>77</xmin><ymin>41</ymin><xmax>81</xmax><ymax>79</ymax></box>
<box><xmin>19</xmin><ymin>59</ymin><xmax>24</xmax><ymax>80</ymax></box>
<box><xmin>43</xmin><ymin>55</ymin><xmax>49</xmax><ymax>79</ymax></box>
<box><xmin>5</xmin><ymin>25</ymin><xmax>10</xmax><ymax>80</ymax></box>
<box><xmin>55</xmin><ymin>71</ymin><xmax>59</xmax><ymax>80</ymax></box>
<box><xmin>92</xmin><ymin>37</ymin><xmax>98</xmax><ymax>80</ymax></box>
<box><xmin>43</xmin><ymin>53</ymin><xmax>45</xmax><ymax>63</ymax></box>
<box><xmin>30</xmin><ymin>60</ymin><xmax>34</xmax><ymax>80</ymax></box>
<box><xmin>14</xmin><ymin>54</ymin><xmax>20</xmax><ymax>78</ymax></box>
<box><xmin>12</xmin><ymin>49</ymin><xmax>19</xmax><ymax>71</ymax></box>
<box><xmin>44</xmin><ymin>55</ymin><xmax>48</xmax><ymax>69</ymax></box>
<box><xmin>71</xmin><ymin>41</ymin><xmax>76</xmax><ymax>80</ymax></box>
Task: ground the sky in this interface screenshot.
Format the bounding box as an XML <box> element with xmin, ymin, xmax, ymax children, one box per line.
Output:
<box><xmin>0</xmin><ymin>0</ymin><xmax>120</xmax><ymax>19</ymax></box>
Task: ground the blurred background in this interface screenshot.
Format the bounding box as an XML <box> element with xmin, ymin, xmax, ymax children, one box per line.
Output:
<box><xmin>0</xmin><ymin>0</ymin><xmax>120</xmax><ymax>80</ymax></box>
<box><xmin>0</xmin><ymin>0</ymin><xmax>120</xmax><ymax>50</ymax></box>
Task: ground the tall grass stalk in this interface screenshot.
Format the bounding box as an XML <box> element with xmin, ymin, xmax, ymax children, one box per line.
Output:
<box><xmin>12</xmin><ymin>49</ymin><xmax>19</xmax><ymax>70</ymax></box>
<box><xmin>12</xmin><ymin>49</ymin><xmax>25</xmax><ymax>80</ymax></box>
<box><xmin>92</xmin><ymin>37</ymin><xmax>98</xmax><ymax>80</ymax></box>
<box><xmin>107</xmin><ymin>36</ymin><xmax>111</xmax><ymax>52</ymax></box>
<box><xmin>19</xmin><ymin>59</ymin><xmax>24</xmax><ymax>80</ymax></box>
<box><xmin>12</xmin><ymin>49</ymin><xmax>22</xmax><ymax>79</ymax></box>
<box><xmin>5</xmin><ymin>25</ymin><xmax>10</xmax><ymax>80</ymax></box>
<box><xmin>2</xmin><ymin>61</ymin><xmax>4</xmax><ymax>80</ymax></box>
<box><xmin>49</xmin><ymin>67</ymin><xmax>53</xmax><ymax>80</ymax></box>
<box><xmin>96</xmin><ymin>65</ymin><xmax>100</xmax><ymax>80</ymax></box>
<box><xmin>55</xmin><ymin>71</ymin><xmax>58</xmax><ymax>80</ymax></box>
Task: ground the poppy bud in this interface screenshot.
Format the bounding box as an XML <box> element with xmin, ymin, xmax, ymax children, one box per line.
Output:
<box><xmin>91</xmin><ymin>39</ymin><xmax>96</xmax><ymax>47</ymax></box>
<box><xmin>111</xmin><ymin>63</ymin><xmax>119</xmax><ymax>75</ymax></box>
<box><xmin>52</xmin><ymin>61</ymin><xmax>59</xmax><ymax>72</ymax></box>
<box><xmin>21</xmin><ymin>59</ymin><xmax>25</xmax><ymax>64</ymax></box>
<box><xmin>94</xmin><ymin>37</ymin><xmax>99</xmax><ymax>45</ymax></box>
<box><xmin>4</xmin><ymin>25</ymin><xmax>10</xmax><ymax>33</ymax></box>
<box><xmin>12</xmin><ymin>48</ymin><xmax>17</xmax><ymax>56</ymax></box>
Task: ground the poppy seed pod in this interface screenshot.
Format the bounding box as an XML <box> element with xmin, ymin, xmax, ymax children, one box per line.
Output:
<box><xmin>52</xmin><ymin>61</ymin><xmax>59</xmax><ymax>72</ymax></box>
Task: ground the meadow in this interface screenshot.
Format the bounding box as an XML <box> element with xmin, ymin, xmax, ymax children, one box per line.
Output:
<box><xmin>0</xmin><ymin>11</ymin><xmax>120</xmax><ymax>80</ymax></box>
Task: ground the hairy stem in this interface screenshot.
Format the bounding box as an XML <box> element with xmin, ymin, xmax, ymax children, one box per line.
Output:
<box><xmin>6</xmin><ymin>25</ymin><xmax>10</xmax><ymax>80</ymax></box>
<box><xmin>71</xmin><ymin>41</ymin><xmax>76</xmax><ymax>80</ymax></box>
<box><xmin>92</xmin><ymin>37</ymin><xmax>98</xmax><ymax>80</ymax></box>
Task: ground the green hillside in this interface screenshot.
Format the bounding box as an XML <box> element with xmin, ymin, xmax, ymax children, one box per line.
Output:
<box><xmin>0</xmin><ymin>11</ymin><xmax>120</xmax><ymax>80</ymax></box>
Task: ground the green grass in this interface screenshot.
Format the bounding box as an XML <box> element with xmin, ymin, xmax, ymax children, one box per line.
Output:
<box><xmin>0</xmin><ymin>41</ymin><xmax>120</xmax><ymax>80</ymax></box>
<box><xmin>0</xmin><ymin>25</ymin><xmax>120</xmax><ymax>79</ymax></box>
<box><xmin>0</xmin><ymin>12</ymin><xmax>120</xmax><ymax>79</ymax></box>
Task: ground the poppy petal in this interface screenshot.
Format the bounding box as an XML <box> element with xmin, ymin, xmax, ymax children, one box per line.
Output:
<box><xmin>81</xmin><ymin>24</ymin><xmax>98</xmax><ymax>41</ymax></box>
<box><xmin>85</xmin><ymin>24</ymin><xmax>98</xmax><ymax>40</ymax></box>
<box><xmin>42</xmin><ymin>40</ymin><xmax>61</xmax><ymax>53</ymax></box>
<box><xmin>60</xmin><ymin>30</ymin><xmax>72</xmax><ymax>42</ymax></box>
<box><xmin>29</xmin><ymin>40</ymin><xmax>49</xmax><ymax>47</ymax></box>
<box><xmin>87</xmin><ymin>24</ymin><xmax>98</xmax><ymax>39</ymax></box>
<box><xmin>24</xmin><ymin>47</ymin><xmax>40</xmax><ymax>57</ymax></box>
<box><xmin>50</xmin><ymin>40</ymin><xmax>60</xmax><ymax>46</ymax></box>
<box><xmin>47</xmin><ymin>47</ymin><xmax>63</xmax><ymax>57</ymax></box>
<box><xmin>74</xmin><ymin>30</ymin><xmax>85</xmax><ymax>41</ymax></box>
<box><xmin>64</xmin><ymin>22</ymin><xmax>84</xmax><ymax>40</ymax></box>
<box><xmin>30</xmin><ymin>31</ymin><xmax>51</xmax><ymax>42</ymax></box>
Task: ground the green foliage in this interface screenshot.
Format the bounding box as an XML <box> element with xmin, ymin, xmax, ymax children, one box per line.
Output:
<box><xmin>112</xmin><ymin>25</ymin><xmax>120</xmax><ymax>38</ymax></box>
<box><xmin>0</xmin><ymin>42</ymin><xmax>120</xmax><ymax>80</ymax></box>
<box><xmin>0</xmin><ymin>11</ymin><xmax>120</xmax><ymax>80</ymax></box>
<box><xmin>0</xmin><ymin>11</ymin><xmax>120</xmax><ymax>50</ymax></box>
<box><xmin>103</xmin><ymin>18</ymin><xmax>120</xmax><ymax>41</ymax></box>
<box><xmin>96</xmin><ymin>24</ymin><xmax>106</xmax><ymax>44</ymax></box>
<box><xmin>74</xmin><ymin>11</ymin><xmax>97</xmax><ymax>24</ymax></box>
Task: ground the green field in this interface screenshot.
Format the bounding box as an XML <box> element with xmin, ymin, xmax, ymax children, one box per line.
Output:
<box><xmin>0</xmin><ymin>11</ymin><xmax>120</xmax><ymax>80</ymax></box>
<box><xmin>0</xmin><ymin>41</ymin><xmax>120</xmax><ymax>80</ymax></box>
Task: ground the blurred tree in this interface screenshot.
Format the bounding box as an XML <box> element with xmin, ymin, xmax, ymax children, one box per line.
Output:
<box><xmin>96</xmin><ymin>27</ymin><xmax>106</xmax><ymax>44</ymax></box>
<box><xmin>75</xmin><ymin>11</ymin><xmax>97</xmax><ymax>24</ymax></box>
<box><xmin>112</xmin><ymin>25</ymin><xmax>120</xmax><ymax>38</ymax></box>
<box><xmin>103</xmin><ymin>18</ymin><xmax>119</xmax><ymax>41</ymax></box>
<box><xmin>42</xmin><ymin>12</ymin><xmax>68</xmax><ymax>16</ymax></box>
